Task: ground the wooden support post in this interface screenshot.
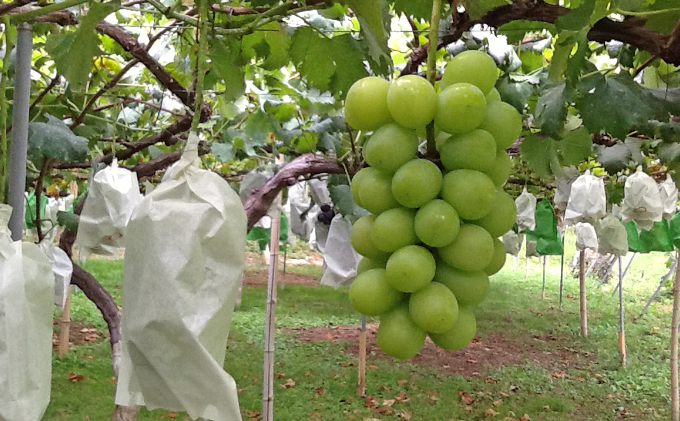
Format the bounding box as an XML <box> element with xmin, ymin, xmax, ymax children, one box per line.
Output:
<box><xmin>618</xmin><ymin>256</ymin><xmax>626</xmax><ymax>368</ymax></box>
<box><xmin>541</xmin><ymin>256</ymin><xmax>547</xmax><ymax>299</ymax></box>
<box><xmin>579</xmin><ymin>250</ymin><xmax>588</xmax><ymax>337</ymax></box>
<box><xmin>559</xmin><ymin>236</ymin><xmax>565</xmax><ymax>311</ymax></box>
<box><xmin>671</xmin><ymin>250</ymin><xmax>680</xmax><ymax>421</ymax></box>
<box><xmin>357</xmin><ymin>315</ymin><xmax>366</xmax><ymax>398</ymax></box>
<box><xmin>262</xmin><ymin>192</ymin><xmax>282</xmax><ymax>421</ymax></box>
<box><xmin>281</xmin><ymin>248</ymin><xmax>287</xmax><ymax>290</ymax></box>
<box><xmin>58</xmin><ymin>286</ymin><xmax>72</xmax><ymax>358</ymax></box>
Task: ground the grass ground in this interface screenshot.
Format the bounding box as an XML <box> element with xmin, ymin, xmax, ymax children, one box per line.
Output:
<box><xmin>44</xmin><ymin>238</ymin><xmax>679</xmax><ymax>421</ymax></box>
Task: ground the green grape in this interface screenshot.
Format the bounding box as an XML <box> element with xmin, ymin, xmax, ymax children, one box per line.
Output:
<box><xmin>351</xmin><ymin>215</ymin><xmax>389</xmax><ymax>259</ymax></box>
<box><xmin>473</xmin><ymin>190</ymin><xmax>516</xmax><ymax>238</ymax></box>
<box><xmin>429</xmin><ymin>306</ymin><xmax>476</xmax><ymax>351</ymax></box>
<box><xmin>386</xmin><ymin>245</ymin><xmax>436</xmax><ymax>292</ymax></box>
<box><xmin>344</xmin><ymin>76</ymin><xmax>392</xmax><ymax>131</ymax></box>
<box><xmin>357</xmin><ymin>169</ymin><xmax>399</xmax><ymax>214</ymax></box>
<box><xmin>371</xmin><ymin>207</ymin><xmax>418</xmax><ymax>252</ymax></box>
<box><xmin>438</xmin><ymin>224</ymin><xmax>494</xmax><ymax>271</ymax></box>
<box><xmin>363</xmin><ymin>124</ymin><xmax>418</xmax><ymax>174</ymax></box>
<box><xmin>441</xmin><ymin>50</ymin><xmax>499</xmax><ymax>95</ymax></box>
<box><xmin>349</xmin><ymin>269</ymin><xmax>404</xmax><ymax>316</ymax></box>
<box><xmin>377</xmin><ymin>305</ymin><xmax>426</xmax><ymax>359</ymax></box>
<box><xmin>479</xmin><ymin>101</ymin><xmax>522</xmax><ymax>150</ymax></box>
<box><xmin>409</xmin><ymin>282</ymin><xmax>459</xmax><ymax>333</ymax></box>
<box><xmin>486</xmin><ymin>87</ymin><xmax>501</xmax><ymax>103</ymax></box>
<box><xmin>439</xmin><ymin>129</ymin><xmax>497</xmax><ymax>172</ymax></box>
<box><xmin>485</xmin><ymin>238</ymin><xmax>506</xmax><ymax>276</ymax></box>
<box><xmin>414</xmin><ymin>199</ymin><xmax>460</xmax><ymax>247</ymax></box>
<box><xmin>391</xmin><ymin>159</ymin><xmax>443</xmax><ymax>208</ymax></box>
<box><xmin>434</xmin><ymin>260</ymin><xmax>490</xmax><ymax>306</ymax></box>
<box><xmin>484</xmin><ymin>151</ymin><xmax>512</xmax><ymax>187</ymax></box>
<box><xmin>441</xmin><ymin>170</ymin><xmax>496</xmax><ymax>220</ymax></box>
<box><xmin>387</xmin><ymin>75</ymin><xmax>437</xmax><ymax>129</ymax></box>
<box><xmin>435</xmin><ymin>83</ymin><xmax>487</xmax><ymax>134</ymax></box>
<box><xmin>357</xmin><ymin>256</ymin><xmax>388</xmax><ymax>274</ymax></box>
<box><xmin>350</xmin><ymin>167</ymin><xmax>375</xmax><ymax>207</ymax></box>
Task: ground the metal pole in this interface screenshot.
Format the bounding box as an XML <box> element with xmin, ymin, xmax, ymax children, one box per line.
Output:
<box><xmin>357</xmin><ymin>315</ymin><xmax>366</xmax><ymax>397</ymax></box>
<box><xmin>7</xmin><ymin>24</ymin><xmax>31</xmax><ymax>241</ymax></box>
<box><xmin>541</xmin><ymin>255</ymin><xmax>546</xmax><ymax>299</ymax></box>
<box><xmin>611</xmin><ymin>253</ymin><xmax>637</xmax><ymax>298</ymax></box>
<box><xmin>618</xmin><ymin>256</ymin><xmax>626</xmax><ymax>367</ymax></box>
<box><xmin>559</xmin><ymin>235</ymin><xmax>565</xmax><ymax>311</ymax></box>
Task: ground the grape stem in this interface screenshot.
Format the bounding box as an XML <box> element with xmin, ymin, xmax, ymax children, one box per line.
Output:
<box><xmin>425</xmin><ymin>0</ymin><xmax>442</xmax><ymax>155</ymax></box>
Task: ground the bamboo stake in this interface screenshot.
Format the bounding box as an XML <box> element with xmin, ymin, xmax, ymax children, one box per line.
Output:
<box><xmin>671</xmin><ymin>250</ymin><xmax>680</xmax><ymax>421</ymax></box>
<box><xmin>262</xmin><ymin>192</ymin><xmax>282</xmax><ymax>421</ymax></box>
<box><xmin>281</xmin><ymin>248</ymin><xmax>287</xmax><ymax>290</ymax></box>
<box><xmin>357</xmin><ymin>315</ymin><xmax>366</xmax><ymax>398</ymax></box>
<box><xmin>579</xmin><ymin>250</ymin><xmax>588</xmax><ymax>337</ymax></box>
<box><xmin>559</xmin><ymin>236</ymin><xmax>565</xmax><ymax>311</ymax></box>
<box><xmin>541</xmin><ymin>256</ymin><xmax>547</xmax><ymax>299</ymax></box>
<box><xmin>618</xmin><ymin>256</ymin><xmax>626</xmax><ymax>367</ymax></box>
<box><xmin>58</xmin><ymin>286</ymin><xmax>72</xmax><ymax>358</ymax></box>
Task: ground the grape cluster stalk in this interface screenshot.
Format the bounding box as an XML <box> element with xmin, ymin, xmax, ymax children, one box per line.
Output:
<box><xmin>345</xmin><ymin>51</ymin><xmax>522</xmax><ymax>359</ymax></box>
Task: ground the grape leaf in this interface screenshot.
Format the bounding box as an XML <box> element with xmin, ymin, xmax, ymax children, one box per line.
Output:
<box><xmin>496</xmin><ymin>76</ymin><xmax>534</xmax><ymax>112</ymax></box>
<box><xmin>559</xmin><ymin>127</ymin><xmax>592</xmax><ymax>165</ymax></box>
<box><xmin>211</xmin><ymin>39</ymin><xmax>245</xmax><ymax>101</ymax></box>
<box><xmin>28</xmin><ymin>115</ymin><xmax>88</xmax><ymax>164</ymax></box>
<box><xmin>576</xmin><ymin>73</ymin><xmax>659</xmax><ymax>139</ymax></box>
<box><xmin>291</xmin><ymin>27</ymin><xmax>335</xmax><ymax>91</ymax></box>
<box><xmin>535</xmin><ymin>83</ymin><xmax>568</xmax><ymax>138</ymax></box>
<box><xmin>519</xmin><ymin>134</ymin><xmax>558</xmax><ymax>178</ymax></box>
<box><xmin>345</xmin><ymin>0</ymin><xmax>392</xmax><ymax>74</ymax></box>
<box><xmin>329</xmin><ymin>184</ymin><xmax>368</xmax><ymax>220</ymax></box>
<box><xmin>462</xmin><ymin>0</ymin><xmax>511</xmax><ymax>20</ymax></box>
<box><xmin>595</xmin><ymin>143</ymin><xmax>631</xmax><ymax>173</ymax></box>
<box><xmin>644</xmin><ymin>0</ymin><xmax>680</xmax><ymax>34</ymax></box>
<box><xmin>556</xmin><ymin>0</ymin><xmax>596</xmax><ymax>30</ymax></box>
<box><xmin>211</xmin><ymin>142</ymin><xmax>236</xmax><ymax>162</ymax></box>
<box><xmin>498</xmin><ymin>20</ymin><xmax>555</xmax><ymax>44</ymax></box>
<box><xmin>244</xmin><ymin>110</ymin><xmax>283</xmax><ymax>141</ymax></box>
<box><xmin>391</xmin><ymin>0</ymin><xmax>432</xmax><ymax>19</ymax></box>
<box><xmin>330</xmin><ymin>35</ymin><xmax>369</xmax><ymax>96</ymax></box>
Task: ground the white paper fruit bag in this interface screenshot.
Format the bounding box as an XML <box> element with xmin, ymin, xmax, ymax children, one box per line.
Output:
<box><xmin>39</xmin><ymin>230</ymin><xmax>73</xmax><ymax>310</ymax></box>
<box><xmin>515</xmin><ymin>187</ymin><xmax>536</xmax><ymax>231</ymax></box>
<box><xmin>115</xmin><ymin>134</ymin><xmax>246</xmax><ymax>421</ymax></box>
<box><xmin>501</xmin><ymin>230</ymin><xmax>524</xmax><ymax>256</ymax></box>
<box><xmin>76</xmin><ymin>159</ymin><xmax>142</xmax><ymax>256</ymax></box>
<box><xmin>659</xmin><ymin>174</ymin><xmax>678</xmax><ymax>220</ymax></box>
<box><xmin>575</xmin><ymin>222</ymin><xmax>598</xmax><ymax>251</ymax></box>
<box><xmin>0</xmin><ymin>204</ymin><xmax>55</xmax><ymax>421</ymax></box>
<box><xmin>553</xmin><ymin>166</ymin><xmax>580</xmax><ymax>212</ymax></box>
<box><xmin>320</xmin><ymin>214</ymin><xmax>361</xmax><ymax>288</ymax></box>
<box><xmin>595</xmin><ymin>214</ymin><xmax>628</xmax><ymax>256</ymax></box>
<box><xmin>621</xmin><ymin>166</ymin><xmax>663</xmax><ymax>231</ymax></box>
<box><xmin>564</xmin><ymin>170</ymin><xmax>606</xmax><ymax>225</ymax></box>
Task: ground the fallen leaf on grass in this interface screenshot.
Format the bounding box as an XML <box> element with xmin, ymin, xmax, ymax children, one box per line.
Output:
<box><xmin>466</xmin><ymin>359</ymin><xmax>477</xmax><ymax>364</ymax></box>
<box><xmin>314</xmin><ymin>387</ymin><xmax>326</xmax><ymax>395</ymax></box>
<box><xmin>397</xmin><ymin>379</ymin><xmax>408</xmax><ymax>386</ymax></box>
<box><xmin>428</xmin><ymin>391</ymin><xmax>439</xmax><ymax>402</ymax></box>
<box><xmin>364</xmin><ymin>396</ymin><xmax>379</xmax><ymax>408</ymax></box>
<box><xmin>485</xmin><ymin>378</ymin><xmax>498</xmax><ymax>383</ymax></box>
<box><xmin>382</xmin><ymin>399</ymin><xmax>395</xmax><ymax>407</ymax></box>
<box><xmin>542</xmin><ymin>405</ymin><xmax>550</xmax><ymax>410</ymax></box>
<box><xmin>396</xmin><ymin>411</ymin><xmax>411</xmax><ymax>420</ymax></box>
<box><xmin>68</xmin><ymin>373</ymin><xmax>84</xmax><ymax>382</ymax></box>
<box><xmin>280</xmin><ymin>378</ymin><xmax>296</xmax><ymax>389</ymax></box>
<box><xmin>339</xmin><ymin>382</ymin><xmax>347</xmax><ymax>387</ymax></box>
<box><xmin>367</xmin><ymin>364</ymin><xmax>378</xmax><ymax>370</ymax></box>
<box><xmin>576</xmin><ymin>377</ymin><xmax>586</xmax><ymax>382</ymax></box>
<box><xmin>483</xmin><ymin>408</ymin><xmax>498</xmax><ymax>417</ymax></box>
<box><xmin>520</xmin><ymin>414</ymin><xmax>531</xmax><ymax>421</ymax></box>
<box><xmin>363</xmin><ymin>418</ymin><xmax>381</xmax><ymax>421</ymax></box>
<box><xmin>493</xmin><ymin>400</ymin><xmax>502</xmax><ymax>407</ymax></box>
<box><xmin>395</xmin><ymin>392</ymin><xmax>409</xmax><ymax>402</ymax></box>
<box><xmin>275</xmin><ymin>372</ymin><xmax>285</xmax><ymax>378</ymax></box>
<box><xmin>374</xmin><ymin>406</ymin><xmax>394</xmax><ymax>415</ymax></box>
<box><xmin>498</xmin><ymin>392</ymin><xmax>509</xmax><ymax>398</ymax></box>
<box><xmin>237</xmin><ymin>388</ymin><xmax>247</xmax><ymax>393</ymax></box>
<box><xmin>464</xmin><ymin>405</ymin><xmax>474</xmax><ymax>413</ymax></box>
<box><xmin>378</xmin><ymin>384</ymin><xmax>392</xmax><ymax>391</ymax></box>
<box><xmin>340</xmin><ymin>362</ymin><xmax>350</xmax><ymax>367</ymax></box>
<box><xmin>551</xmin><ymin>371</ymin><xmax>564</xmax><ymax>378</ymax></box>
<box><xmin>459</xmin><ymin>391</ymin><xmax>474</xmax><ymax>405</ymax></box>
<box><xmin>509</xmin><ymin>385</ymin><xmax>520</xmax><ymax>392</ymax></box>
<box><xmin>244</xmin><ymin>410</ymin><xmax>260</xmax><ymax>419</ymax></box>
<box><xmin>161</xmin><ymin>412</ymin><xmax>177</xmax><ymax>419</ymax></box>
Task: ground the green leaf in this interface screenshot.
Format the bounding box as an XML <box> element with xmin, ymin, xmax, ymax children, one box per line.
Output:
<box><xmin>496</xmin><ymin>76</ymin><xmax>534</xmax><ymax>112</ymax></box>
<box><xmin>462</xmin><ymin>0</ymin><xmax>511</xmax><ymax>20</ymax></box>
<box><xmin>28</xmin><ymin>115</ymin><xmax>88</xmax><ymax>164</ymax></box>
<box><xmin>548</xmin><ymin>36</ymin><xmax>574</xmax><ymax>82</ymax></box>
<box><xmin>391</xmin><ymin>0</ymin><xmax>432</xmax><ymax>19</ymax></box>
<box><xmin>576</xmin><ymin>73</ymin><xmax>659</xmax><ymax>139</ymax></box>
<box><xmin>211</xmin><ymin>39</ymin><xmax>245</xmax><ymax>101</ymax></box>
<box><xmin>290</xmin><ymin>27</ymin><xmax>335</xmax><ymax>90</ymax></box>
<box><xmin>242</xmin><ymin>22</ymin><xmax>291</xmax><ymax>70</ymax></box>
<box><xmin>57</xmin><ymin>211</ymin><xmax>80</xmax><ymax>232</ymax></box>
<box><xmin>244</xmin><ymin>110</ymin><xmax>282</xmax><ymax>142</ymax></box>
<box><xmin>595</xmin><ymin>143</ymin><xmax>631</xmax><ymax>173</ymax></box>
<box><xmin>564</xmin><ymin>32</ymin><xmax>593</xmax><ymax>85</ymax></box>
<box><xmin>45</xmin><ymin>3</ymin><xmax>117</xmax><ymax>90</ymax></box>
<box><xmin>330</xmin><ymin>35</ymin><xmax>369</xmax><ymax>96</ymax></box>
<box><xmin>329</xmin><ymin>184</ymin><xmax>367</xmax><ymax>220</ymax></box>
<box><xmin>498</xmin><ymin>20</ymin><xmax>555</xmax><ymax>44</ymax></box>
<box><xmin>345</xmin><ymin>0</ymin><xmax>392</xmax><ymax>74</ymax></box>
<box><xmin>644</xmin><ymin>0</ymin><xmax>680</xmax><ymax>34</ymax></box>
<box><xmin>211</xmin><ymin>142</ymin><xmax>236</xmax><ymax>162</ymax></box>
<box><xmin>559</xmin><ymin>127</ymin><xmax>592</xmax><ymax>165</ymax></box>
<box><xmin>556</xmin><ymin>0</ymin><xmax>596</xmax><ymax>30</ymax></box>
<box><xmin>535</xmin><ymin>83</ymin><xmax>568</xmax><ymax>138</ymax></box>
<box><xmin>519</xmin><ymin>134</ymin><xmax>558</xmax><ymax>178</ymax></box>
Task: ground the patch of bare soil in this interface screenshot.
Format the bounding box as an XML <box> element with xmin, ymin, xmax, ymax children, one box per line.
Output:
<box><xmin>242</xmin><ymin>270</ymin><xmax>318</xmax><ymax>287</ymax></box>
<box><xmin>290</xmin><ymin>324</ymin><xmax>591</xmax><ymax>377</ymax></box>
<box><xmin>52</xmin><ymin>320</ymin><xmax>106</xmax><ymax>351</ymax></box>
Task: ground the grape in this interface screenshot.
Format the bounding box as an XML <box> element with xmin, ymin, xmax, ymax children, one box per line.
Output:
<box><xmin>479</xmin><ymin>101</ymin><xmax>522</xmax><ymax>150</ymax></box>
<box><xmin>356</xmin><ymin>169</ymin><xmax>399</xmax><ymax>214</ymax></box>
<box><xmin>386</xmin><ymin>245</ymin><xmax>436</xmax><ymax>292</ymax></box>
<box><xmin>391</xmin><ymin>159</ymin><xmax>443</xmax><ymax>208</ymax></box>
<box><xmin>429</xmin><ymin>306</ymin><xmax>476</xmax><ymax>351</ymax></box>
<box><xmin>357</xmin><ymin>256</ymin><xmax>388</xmax><ymax>274</ymax></box>
<box><xmin>371</xmin><ymin>207</ymin><xmax>418</xmax><ymax>252</ymax></box>
<box><xmin>350</xmin><ymin>167</ymin><xmax>375</xmax><ymax>207</ymax></box>
<box><xmin>434</xmin><ymin>260</ymin><xmax>490</xmax><ymax>306</ymax></box>
<box><xmin>441</xmin><ymin>50</ymin><xmax>498</xmax><ymax>95</ymax></box>
<box><xmin>409</xmin><ymin>282</ymin><xmax>459</xmax><ymax>333</ymax></box>
<box><xmin>377</xmin><ymin>305</ymin><xmax>426</xmax><ymax>359</ymax></box>
<box><xmin>435</xmin><ymin>83</ymin><xmax>487</xmax><ymax>134</ymax></box>
<box><xmin>438</xmin><ymin>224</ymin><xmax>494</xmax><ymax>271</ymax></box>
<box><xmin>484</xmin><ymin>152</ymin><xmax>512</xmax><ymax>187</ymax></box>
<box><xmin>485</xmin><ymin>238</ymin><xmax>506</xmax><ymax>276</ymax></box>
<box><xmin>486</xmin><ymin>87</ymin><xmax>501</xmax><ymax>103</ymax></box>
<box><xmin>363</xmin><ymin>124</ymin><xmax>418</xmax><ymax>175</ymax></box>
<box><xmin>344</xmin><ymin>77</ymin><xmax>391</xmax><ymax>131</ymax></box>
<box><xmin>473</xmin><ymin>190</ymin><xmax>516</xmax><ymax>238</ymax></box>
<box><xmin>414</xmin><ymin>199</ymin><xmax>460</xmax><ymax>247</ymax></box>
<box><xmin>439</xmin><ymin>129</ymin><xmax>497</xmax><ymax>172</ymax></box>
<box><xmin>351</xmin><ymin>215</ymin><xmax>389</xmax><ymax>259</ymax></box>
<box><xmin>441</xmin><ymin>170</ymin><xmax>496</xmax><ymax>220</ymax></box>
<box><xmin>349</xmin><ymin>269</ymin><xmax>404</xmax><ymax>315</ymax></box>
<box><xmin>387</xmin><ymin>75</ymin><xmax>437</xmax><ymax>129</ymax></box>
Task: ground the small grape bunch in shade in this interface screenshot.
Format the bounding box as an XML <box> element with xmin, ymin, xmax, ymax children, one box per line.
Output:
<box><xmin>344</xmin><ymin>50</ymin><xmax>521</xmax><ymax>360</ymax></box>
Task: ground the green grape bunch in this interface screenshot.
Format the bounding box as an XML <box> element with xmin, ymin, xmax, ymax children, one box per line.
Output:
<box><xmin>345</xmin><ymin>51</ymin><xmax>521</xmax><ymax>359</ymax></box>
